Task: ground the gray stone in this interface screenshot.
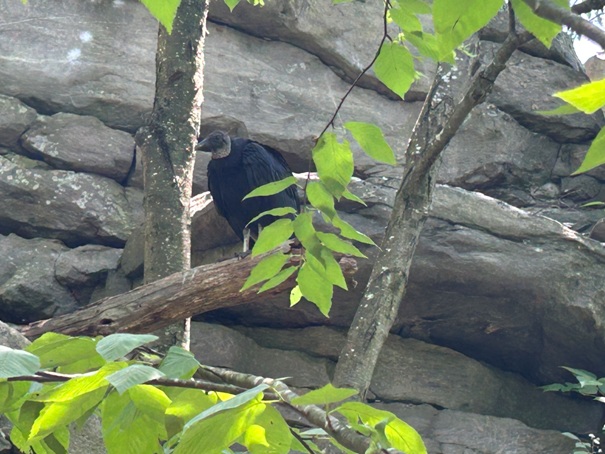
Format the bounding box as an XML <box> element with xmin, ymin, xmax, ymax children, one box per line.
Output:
<box><xmin>1</xmin><ymin>152</ymin><xmax>52</xmax><ymax>171</ymax></box>
<box><xmin>21</xmin><ymin>113</ymin><xmax>135</xmax><ymax>182</ymax></box>
<box><xmin>561</xmin><ymin>174</ymin><xmax>601</xmax><ymax>201</ymax></box>
<box><xmin>589</xmin><ymin>218</ymin><xmax>605</xmax><ymax>242</ymax></box>
<box><xmin>0</xmin><ymin>155</ymin><xmax>142</xmax><ymax>247</ymax></box>
<box><xmin>0</xmin><ymin>234</ymin><xmax>77</xmax><ymax>323</ymax></box>
<box><xmin>190</xmin><ymin>322</ymin><xmax>332</xmax><ymax>389</ymax></box>
<box><xmin>554</xmin><ymin>143</ymin><xmax>605</xmax><ymax>182</ymax></box>
<box><xmin>0</xmin><ymin>320</ymin><xmax>29</xmax><ymax>349</ymax></box>
<box><xmin>374</xmin><ymin>403</ymin><xmax>576</xmax><ymax>454</ymax></box>
<box><xmin>0</xmin><ymin>0</ymin><xmax>156</xmax><ymax>131</ymax></box>
<box><xmin>233</xmin><ymin>325</ymin><xmax>602</xmax><ymax>433</ymax></box>
<box><xmin>202</xmin><ymin>23</ymin><xmax>422</xmax><ymax>176</ymax></box>
<box><xmin>90</xmin><ymin>268</ymin><xmax>132</xmax><ymax>303</ymax></box>
<box><xmin>438</xmin><ymin>104</ymin><xmax>559</xmax><ymax>197</ymax></box>
<box><xmin>208</xmin><ymin>0</ymin><xmax>435</xmax><ymax>101</ymax></box>
<box><xmin>0</xmin><ymin>95</ymin><xmax>37</xmax><ymax>150</ymax></box>
<box><xmin>484</xmin><ymin>43</ymin><xmax>604</xmax><ymax>142</ymax></box>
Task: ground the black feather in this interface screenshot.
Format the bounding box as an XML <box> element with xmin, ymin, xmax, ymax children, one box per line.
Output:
<box><xmin>199</xmin><ymin>132</ymin><xmax>299</xmax><ymax>242</ymax></box>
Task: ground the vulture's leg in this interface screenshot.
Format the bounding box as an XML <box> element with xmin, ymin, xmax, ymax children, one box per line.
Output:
<box><xmin>243</xmin><ymin>227</ymin><xmax>251</xmax><ymax>253</ymax></box>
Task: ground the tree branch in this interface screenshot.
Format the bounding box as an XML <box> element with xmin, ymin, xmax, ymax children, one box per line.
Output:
<box><xmin>523</xmin><ymin>0</ymin><xmax>605</xmax><ymax>50</ymax></box>
<box><xmin>20</xmin><ymin>246</ymin><xmax>357</xmax><ymax>340</ymax></box>
<box><xmin>571</xmin><ymin>0</ymin><xmax>605</xmax><ymax>15</ymax></box>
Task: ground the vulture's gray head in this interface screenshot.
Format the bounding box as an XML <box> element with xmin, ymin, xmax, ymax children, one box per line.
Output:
<box><xmin>196</xmin><ymin>130</ymin><xmax>231</xmax><ymax>159</ymax></box>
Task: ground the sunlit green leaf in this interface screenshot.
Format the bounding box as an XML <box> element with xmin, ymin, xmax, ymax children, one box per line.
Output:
<box><xmin>554</xmin><ymin>78</ymin><xmax>605</xmax><ymax>114</ymax></box>
<box><xmin>0</xmin><ymin>346</ymin><xmax>40</xmax><ymax>379</ymax></box>
<box><xmin>320</xmin><ymin>247</ymin><xmax>347</xmax><ymax>290</ymax></box>
<box><xmin>165</xmin><ymin>388</ymin><xmax>217</xmax><ymax>438</ymax></box>
<box><xmin>293</xmin><ymin>212</ymin><xmax>322</xmax><ymax>257</ymax></box>
<box><xmin>290</xmin><ymin>286</ymin><xmax>303</xmax><ymax>306</ymax></box>
<box><xmin>0</xmin><ymin>381</ymin><xmax>31</xmax><ymax>414</ymax></box>
<box><xmin>291</xmin><ymin>383</ymin><xmax>358</xmax><ymax>406</ymax></box>
<box><xmin>510</xmin><ymin>0</ymin><xmax>567</xmax><ymax>48</ymax></box>
<box><xmin>247</xmin><ymin>207</ymin><xmax>297</xmax><ymax>227</ymax></box>
<box><xmin>374</xmin><ymin>42</ymin><xmax>416</xmax><ymax>98</ymax></box>
<box><xmin>243</xmin><ymin>176</ymin><xmax>298</xmax><ymax>200</ymax></box>
<box><xmin>297</xmin><ymin>263</ymin><xmax>333</xmax><ymax>316</ymax></box>
<box><xmin>573</xmin><ymin>127</ymin><xmax>605</xmax><ymax>175</ymax></box>
<box><xmin>312</xmin><ymin>133</ymin><xmax>354</xmax><ymax>198</ymax></box>
<box><xmin>344</xmin><ymin>122</ymin><xmax>397</xmax><ymax>165</ymax></box>
<box><xmin>342</xmin><ymin>189</ymin><xmax>366</xmax><ymax>206</ymax></box>
<box><xmin>405</xmin><ymin>31</ymin><xmax>444</xmax><ymax>62</ymax></box>
<box><xmin>224</xmin><ymin>0</ymin><xmax>242</xmax><ymax>11</ymax></box>
<box><xmin>335</xmin><ymin>402</ymin><xmax>427</xmax><ymax>454</ymax></box>
<box><xmin>307</xmin><ymin>181</ymin><xmax>337</xmax><ymax>219</ymax></box>
<box><xmin>333</xmin><ymin>215</ymin><xmax>376</xmax><ymax>245</ymax></box>
<box><xmin>258</xmin><ymin>266</ymin><xmax>298</xmax><ymax>293</ymax></box>
<box><xmin>245</xmin><ymin>405</ymin><xmax>292</xmax><ymax>454</ymax></box>
<box><xmin>390</xmin><ymin>6</ymin><xmax>423</xmax><ymax>33</ymax></box>
<box><xmin>176</xmin><ymin>399</ymin><xmax>266</xmax><ymax>454</ymax></box>
<box><xmin>159</xmin><ymin>347</ymin><xmax>201</xmax><ymax>380</ymax></box>
<box><xmin>317</xmin><ymin>232</ymin><xmax>367</xmax><ymax>258</ymax></box>
<box><xmin>107</xmin><ymin>365</ymin><xmax>165</xmax><ymax>395</ymax></box>
<box><xmin>395</xmin><ymin>0</ymin><xmax>431</xmax><ymax>14</ymax></box>
<box><xmin>251</xmin><ymin>219</ymin><xmax>294</xmax><ymax>257</ymax></box>
<box><xmin>27</xmin><ymin>333</ymin><xmax>105</xmax><ymax>373</ymax></box>
<box><xmin>536</xmin><ymin>104</ymin><xmax>581</xmax><ymax>116</ymax></box>
<box><xmin>140</xmin><ymin>0</ymin><xmax>181</xmax><ymax>34</ymax></box>
<box><xmin>96</xmin><ymin>333</ymin><xmax>158</xmax><ymax>362</ymax></box>
<box><xmin>242</xmin><ymin>253</ymin><xmax>290</xmax><ymax>291</ymax></box>
<box><xmin>433</xmin><ymin>0</ymin><xmax>502</xmax><ymax>58</ymax></box>
<box><xmin>101</xmin><ymin>387</ymin><xmax>167</xmax><ymax>454</ymax></box>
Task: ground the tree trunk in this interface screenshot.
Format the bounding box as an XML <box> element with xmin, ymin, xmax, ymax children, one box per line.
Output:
<box><xmin>135</xmin><ymin>0</ymin><xmax>210</xmax><ymax>350</ymax></box>
<box><xmin>333</xmin><ymin>28</ymin><xmax>530</xmax><ymax>396</ymax></box>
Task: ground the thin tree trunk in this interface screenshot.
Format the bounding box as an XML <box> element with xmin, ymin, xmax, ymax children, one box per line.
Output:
<box><xmin>135</xmin><ymin>0</ymin><xmax>210</xmax><ymax>350</ymax></box>
<box><xmin>333</xmin><ymin>28</ymin><xmax>531</xmax><ymax>397</ymax></box>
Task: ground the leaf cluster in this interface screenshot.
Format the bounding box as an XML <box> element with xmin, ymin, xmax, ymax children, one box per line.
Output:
<box><xmin>0</xmin><ymin>334</ymin><xmax>426</xmax><ymax>454</ymax></box>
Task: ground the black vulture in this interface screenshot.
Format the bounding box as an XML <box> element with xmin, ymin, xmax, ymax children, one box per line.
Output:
<box><xmin>196</xmin><ymin>130</ymin><xmax>300</xmax><ymax>251</ymax></box>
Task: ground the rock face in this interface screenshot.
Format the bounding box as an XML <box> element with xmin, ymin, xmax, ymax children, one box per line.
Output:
<box><xmin>1</xmin><ymin>0</ymin><xmax>605</xmax><ymax>450</ymax></box>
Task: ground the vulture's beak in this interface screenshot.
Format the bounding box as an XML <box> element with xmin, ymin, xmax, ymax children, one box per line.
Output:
<box><xmin>195</xmin><ymin>137</ymin><xmax>211</xmax><ymax>152</ymax></box>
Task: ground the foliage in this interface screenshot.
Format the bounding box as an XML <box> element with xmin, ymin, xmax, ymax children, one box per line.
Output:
<box><xmin>0</xmin><ymin>334</ymin><xmax>426</xmax><ymax>454</ymax></box>
<box><xmin>543</xmin><ymin>367</ymin><xmax>605</xmax><ymax>454</ymax></box>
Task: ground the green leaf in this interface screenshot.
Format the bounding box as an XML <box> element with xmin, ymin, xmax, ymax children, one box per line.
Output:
<box><xmin>374</xmin><ymin>42</ymin><xmax>416</xmax><ymax>98</ymax></box>
<box><xmin>333</xmin><ymin>215</ymin><xmax>376</xmax><ymax>245</ymax></box>
<box><xmin>433</xmin><ymin>0</ymin><xmax>502</xmax><ymax>58</ymax></box>
<box><xmin>101</xmin><ymin>386</ymin><xmax>168</xmax><ymax>454</ymax></box>
<box><xmin>96</xmin><ymin>333</ymin><xmax>158</xmax><ymax>362</ymax></box>
<box><xmin>344</xmin><ymin>122</ymin><xmax>397</xmax><ymax>165</ymax></box>
<box><xmin>224</xmin><ymin>0</ymin><xmax>242</xmax><ymax>11</ymax></box>
<box><xmin>312</xmin><ymin>133</ymin><xmax>354</xmax><ymax>198</ymax></box>
<box><xmin>290</xmin><ymin>286</ymin><xmax>303</xmax><ymax>306</ymax></box>
<box><xmin>536</xmin><ymin>104</ymin><xmax>582</xmax><ymax>116</ymax></box>
<box><xmin>0</xmin><ymin>381</ymin><xmax>31</xmax><ymax>413</ymax></box>
<box><xmin>389</xmin><ymin>5</ymin><xmax>423</xmax><ymax>33</ymax></box>
<box><xmin>573</xmin><ymin>127</ymin><xmax>605</xmax><ymax>175</ymax></box>
<box><xmin>243</xmin><ymin>176</ymin><xmax>298</xmax><ymax>200</ymax></box>
<box><xmin>317</xmin><ymin>232</ymin><xmax>367</xmax><ymax>258</ymax></box>
<box><xmin>184</xmin><ymin>384</ymin><xmax>269</xmax><ymax>430</ymax></box>
<box><xmin>554</xmin><ymin>78</ymin><xmax>605</xmax><ymax>114</ymax></box>
<box><xmin>165</xmin><ymin>388</ymin><xmax>217</xmax><ymax>438</ymax></box>
<box><xmin>395</xmin><ymin>0</ymin><xmax>431</xmax><ymax>14</ymax></box>
<box><xmin>175</xmin><ymin>399</ymin><xmax>266</xmax><ymax>454</ymax></box>
<box><xmin>582</xmin><ymin>201</ymin><xmax>605</xmax><ymax>208</ymax></box>
<box><xmin>342</xmin><ymin>189</ymin><xmax>366</xmax><ymax>206</ymax></box>
<box><xmin>291</xmin><ymin>383</ymin><xmax>358</xmax><ymax>406</ymax></box>
<box><xmin>335</xmin><ymin>402</ymin><xmax>427</xmax><ymax>454</ymax></box>
<box><xmin>320</xmin><ymin>247</ymin><xmax>347</xmax><ymax>290</ymax></box>
<box><xmin>0</xmin><ymin>346</ymin><xmax>40</xmax><ymax>378</ymax></box>
<box><xmin>245</xmin><ymin>405</ymin><xmax>292</xmax><ymax>454</ymax></box>
<box><xmin>297</xmin><ymin>262</ymin><xmax>333</xmax><ymax>316</ymax></box>
<box><xmin>247</xmin><ymin>207</ymin><xmax>297</xmax><ymax>227</ymax></box>
<box><xmin>140</xmin><ymin>0</ymin><xmax>181</xmax><ymax>34</ymax></box>
<box><xmin>107</xmin><ymin>365</ymin><xmax>165</xmax><ymax>395</ymax></box>
<box><xmin>406</xmin><ymin>31</ymin><xmax>443</xmax><ymax>61</ymax></box>
<box><xmin>251</xmin><ymin>219</ymin><xmax>294</xmax><ymax>257</ymax></box>
<box><xmin>258</xmin><ymin>266</ymin><xmax>298</xmax><ymax>293</ymax></box>
<box><xmin>307</xmin><ymin>181</ymin><xmax>337</xmax><ymax>219</ymax></box>
<box><xmin>293</xmin><ymin>212</ymin><xmax>322</xmax><ymax>257</ymax></box>
<box><xmin>27</xmin><ymin>333</ymin><xmax>105</xmax><ymax>373</ymax></box>
<box><xmin>242</xmin><ymin>252</ymin><xmax>290</xmax><ymax>291</ymax></box>
<box><xmin>159</xmin><ymin>346</ymin><xmax>201</xmax><ymax>379</ymax></box>
<box><xmin>510</xmin><ymin>0</ymin><xmax>567</xmax><ymax>48</ymax></box>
